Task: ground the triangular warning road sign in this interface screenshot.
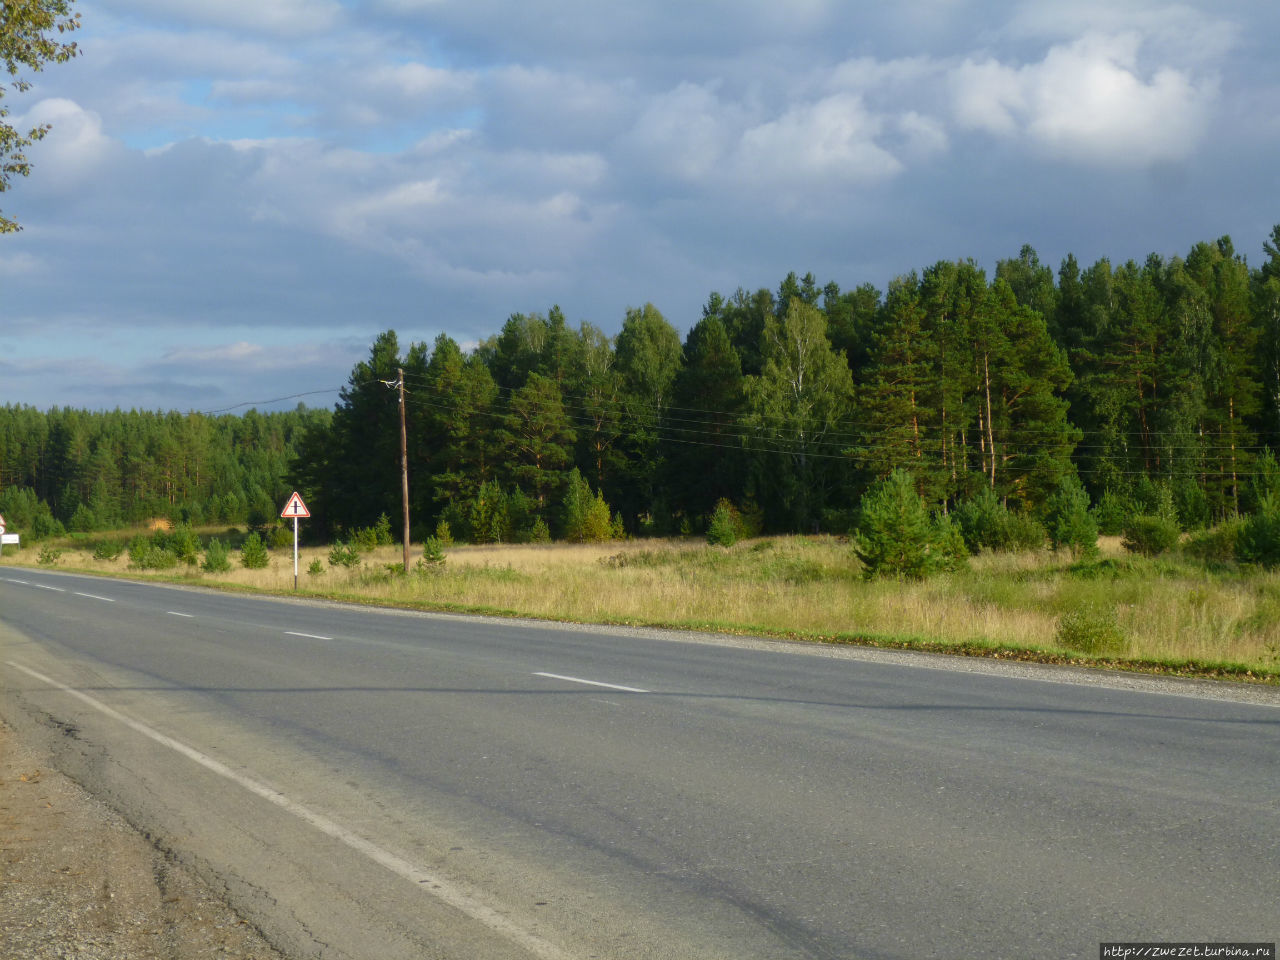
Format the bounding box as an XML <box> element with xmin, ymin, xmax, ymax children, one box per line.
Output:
<box><xmin>281</xmin><ymin>492</ymin><xmax>310</xmax><ymax>518</ymax></box>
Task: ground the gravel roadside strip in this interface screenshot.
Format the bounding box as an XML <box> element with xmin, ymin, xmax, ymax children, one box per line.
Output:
<box><xmin>1</xmin><ymin>719</ymin><xmax>288</xmax><ymax>960</ymax></box>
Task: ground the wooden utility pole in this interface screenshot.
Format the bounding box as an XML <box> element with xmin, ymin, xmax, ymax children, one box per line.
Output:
<box><xmin>398</xmin><ymin>367</ymin><xmax>410</xmax><ymax>574</ymax></box>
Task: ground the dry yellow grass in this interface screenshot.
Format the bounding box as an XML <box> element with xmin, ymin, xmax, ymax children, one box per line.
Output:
<box><xmin>10</xmin><ymin>532</ymin><xmax>1280</xmax><ymax>677</ymax></box>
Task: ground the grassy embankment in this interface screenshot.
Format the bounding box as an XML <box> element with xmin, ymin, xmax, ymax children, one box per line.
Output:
<box><xmin>6</xmin><ymin>530</ymin><xmax>1279</xmax><ymax>682</ymax></box>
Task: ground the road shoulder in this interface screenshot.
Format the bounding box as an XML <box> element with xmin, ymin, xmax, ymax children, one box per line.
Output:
<box><xmin>0</xmin><ymin>718</ymin><xmax>287</xmax><ymax>960</ymax></box>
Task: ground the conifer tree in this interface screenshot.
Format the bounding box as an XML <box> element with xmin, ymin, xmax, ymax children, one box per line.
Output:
<box><xmin>663</xmin><ymin>316</ymin><xmax>746</xmax><ymax>519</ymax></box>
<box><xmin>498</xmin><ymin>373</ymin><xmax>575</xmax><ymax>510</ymax></box>
<box><xmin>855</xmin><ymin>274</ymin><xmax>935</xmax><ymax>489</ymax></box>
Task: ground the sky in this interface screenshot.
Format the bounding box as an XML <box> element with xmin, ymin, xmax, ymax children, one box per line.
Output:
<box><xmin>2</xmin><ymin>0</ymin><xmax>1278</xmax><ymax>414</ymax></box>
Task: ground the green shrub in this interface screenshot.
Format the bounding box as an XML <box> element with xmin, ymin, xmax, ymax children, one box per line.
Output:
<box><xmin>929</xmin><ymin>510</ymin><xmax>968</xmax><ymax>572</ymax></box>
<box><xmin>1056</xmin><ymin>607</ymin><xmax>1127</xmax><ymax>656</ymax></box>
<box><xmin>582</xmin><ymin>492</ymin><xmax>614</xmax><ymax>543</ymax></box>
<box><xmin>1005</xmin><ymin>513</ymin><xmax>1048</xmax><ymax>551</ymax></box>
<box><xmin>31</xmin><ymin>510</ymin><xmax>66</xmax><ymax>541</ymax></box>
<box><xmin>328</xmin><ymin>540</ymin><xmax>362</xmax><ymax>568</ymax></box>
<box><xmin>1183</xmin><ymin>519</ymin><xmax>1245</xmax><ymax>564</ymax></box>
<box><xmin>434</xmin><ymin>519</ymin><xmax>453</xmax><ymax>546</ymax></box>
<box><xmin>706</xmin><ymin>499</ymin><xmax>740</xmax><ymax>548</ymax></box>
<box><xmin>166</xmin><ymin>523</ymin><xmax>201</xmax><ymax>565</ymax></box>
<box><xmin>1172</xmin><ymin>478</ymin><xmax>1210</xmax><ymax>531</ymax></box>
<box><xmin>240</xmin><ymin>532</ymin><xmax>270</xmax><ymax>569</ymax></box>
<box><xmin>504</xmin><ymin>488</ymin><xmax>540</xmax><ymax>543</ymax></box>
<box><xmin>469</xmin><ymin>480</ymin><xmax>510</xmax><ymax>544</ymax></box>
<box><xmin>307</xmin><ymin>558</ymin><xmax>325</xmax><ymax>576</ymax></box>
<box><xmin>124</xmin><ymin>531</ymin><xmax>182</xmax><ymax>570</ymax></box>
<box><xmin>92</xmin><ymin>539</ymin><xmax>124</xmax><ymax>561</ymax></box>
<box><xmin>855</xmin><ymin>470</ymin><xmax>965</xmax><ymax>579</ymax></box>
<box><xmin>373</xmin><ymin>512</ymin><xmax>394</xmax><ymax>546</ymax></box>
<box><xmin>37</xmin><ymin>545</ymin><xmax>62</xmax><ymax>565</ymax></box>
<box><xmin>138</xmin><ymin>546</ymin><xmax>179</xmax><ymax>570</ymax></box>
<box><xmin>68</xmin><ymin>503</ymin><xmax>96</xmax><ymax>533</ymax></box>
<box><xmin>421</xmin><ymin>536</ymin><xmax>446</xmax><ymax>568</ymax></box>
<box><xmin>1122</xmin><ymin>482</ymin><xmax>1181</xmax><ymax>557</ymax></box>
<box><xmin>736</xmin><ymin>500</ymin><xmax>764</xmax><ymax>539</ymax></box>
<box><xmin>953</xmin><ymin>488</ymin><xmax>1005</xmax><ymax>552</ymax></box>
<box><xmin>1092</xmin><ymin>489</ymin><xmax>1132</xmax><ymax>536</ymax></box>
<box><xmin>562</xmin><ymin>469</ymin><xmax>591</xmax><ymax>542</ymax></box>
<box><xmin>1044</xmin><ymin>474</ymin><xmax>1098</xmax><ymax>558</ymax></box>
<box><xmin>438</xmin><ymin>502</ymin><xmax>469</xmax><ymax>543</ymax></box>
<box><xmin>953</xmin><ymin>488</ymin><xmax>1045</xmax><ymax>553</ymax></box>
<box><xmin>127</xmin><ymin>535</ymin><xmax>150</xmax><ymax>566</ymax></box>
<box><xmin>352</xmin><ymin>525</ymin><xmax>380</xmax><ymax>552</ymax></box>
<box><xmin>269</xmin><ymin>525</ymin><xmax>293</xmax><ymax>550</ymax></box>
<box><xmin>1236</xmin><ymin>493</ymin><xmax>1280</xmax><ymax>568</ymax></box>
<box><xmin>1122</xmin><ymin>515</ymin><xmax>1180</xmax><ymax>557</ymax></box>
<box><xmin>1245</xmin><ymin>449</ymin><xmax>1280</xmax><ymax>514</ymax></box>
<box><xmin>530</xmin><ymin>517</ymin><xmax>551</xmax><ymax>544</ymax></box>
<box><xmin>202</xmin><ymin>538</ymin><xmax>232</xmax><ymax>573</ymax></box>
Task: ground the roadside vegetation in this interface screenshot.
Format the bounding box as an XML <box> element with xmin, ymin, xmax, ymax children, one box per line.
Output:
<box><xmin>6</xmin><ymin>522</ymin><xmax>1278</xmax><ymax>683</ymax></box>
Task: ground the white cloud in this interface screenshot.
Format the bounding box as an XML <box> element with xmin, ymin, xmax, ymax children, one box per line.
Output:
<box><xmin>5</xmin><ymin>0</ymin><xmax>1275</xmax><ymax>415</ymax></box>
<box><xmin>951</xmin><ymin>32</ymin><xmax>1217</xmax><ymax>166</ymax></box>
<box><xmin>896</xmin><ymin>111</ymin><xmax>949</xmax><ymax>158</ymax></box>
<box><xmin>15</xmin><ymin>99</ymin><xmax>119</xmax><ymax>187</ymax></box>
<box><xmin>107</xmin><ymin>0</ymin><xmax>343</xmax><ymax>37</ymax></box>
<box><xmin>829</xmin><ymin>55</ymin><xmax>941</xmax><ymax>93</ymax></box>
<box><xmin>623</xmin><ymin>83</ymin><xmax>737</xmax><ymax>182</ymax></box>
<box><xmin>336</xmin><ymin>179</ymin><xmax>448</xmax><ymax>233</ymax></box>
<box><xmin>210</xmin><ymin>78</ymin><xmax>300</xmax><ymax>105</ymax></box>
<box><xmin>368</xmin><ymin>62</ymin><xmax>472</xmax><ymax>99</ymax></box>
<box><xmin>952</xmin><ymin>58</ymin><xmax>1025</xmax><ymax>135</ymax></box>
<box><xmin>736</xmin><ymin>94</ymin><xmax>903</xmax><ymax>185</ymax></box>
<box><xmin>0</xmin><ymin>252</ymin><xmax>47</xmax><ymax>277</ymax></box>
<box><xmin>1004</xmin><ymin>2</ymin><xmax>1239</xmax><ymax>65</ymax></box>
<box><xmin>163</xmin><ymin>341</ymin><xmax>264</xmax><ymax>364</ymax></box>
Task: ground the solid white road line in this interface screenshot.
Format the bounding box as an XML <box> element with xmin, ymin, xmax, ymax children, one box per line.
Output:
<box><xmin>533</xmin><ymin>672</ymin><xmax>648</xmax><ymax>693</ymax></box>
<box><xmin>285</xmin><ymin>631</ymin><xmax>332</xmax><ymax>641</ymax></box>
<box><xmin>74</xmin><ymin>592</ymin><xmax>116</xmax><ymax>602</ymax></box>
<box><xmin>6</xmin><ymin>660</ymin><xmax>574</xmax><ymax>960</ymax></box>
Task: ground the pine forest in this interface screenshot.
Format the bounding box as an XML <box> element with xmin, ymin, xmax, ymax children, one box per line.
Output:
<box><xmin>6</xmin><ymin>228</ymin><xmax>1280</xmax><ymax>564</ymax></box>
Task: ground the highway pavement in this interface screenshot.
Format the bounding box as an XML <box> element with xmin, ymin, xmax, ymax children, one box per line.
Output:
<box><xmin>1</xmin><ymin>568</ymin><xmax>1277</xmax><ymax>959</ymax></box>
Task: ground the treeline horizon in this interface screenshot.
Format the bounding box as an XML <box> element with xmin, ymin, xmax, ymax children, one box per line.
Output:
<box><xmin>4</xmin><ymin>225</ymin><xmax>1280</xmax><ymax>543</ymax></box>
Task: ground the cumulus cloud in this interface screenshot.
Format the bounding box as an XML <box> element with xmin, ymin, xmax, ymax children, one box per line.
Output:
<box><xmin>736</xmin><ymin>94</ymin><xmax>903</xmax><ymax>185</ymax></box>
<box><xmin>619</xmin><ymin>84</ymin><xmax>912</xmax><ymax>194</ymax></box>
<box><xmin>4</xmin><ymin>0</ymin><xmax>1273</xmax><ymax>415</ymax></box>
<box><xmin>14</xmin><ymin>99</ymin><xmax>120</xmax><ymax>188</ymax></box>
<box><xmin>367</xmin><ymin>62</ymin><xmax>474</xmax><ymax>100</ymax></box>
<box><xmin>623</xmin><ymin>82</ymin><xmax>738</xmax><ymax>182</ymax></box>
<box><xmin>951</xmin><ymin>32</ymin><xmax>1217</xmax><ymax>166</ymax></box>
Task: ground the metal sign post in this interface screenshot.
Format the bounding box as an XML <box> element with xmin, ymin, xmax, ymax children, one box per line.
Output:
<box><xmin>280</xmin><ymin>493</ymin><xmax>310</xmax><ymax>590</ymax></box>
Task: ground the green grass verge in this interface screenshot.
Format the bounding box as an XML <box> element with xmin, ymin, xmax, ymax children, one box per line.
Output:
<box><xmin>14</xmin><ymin>556</ymin><xmax>1278</xmax><ymax>686</ymax></box>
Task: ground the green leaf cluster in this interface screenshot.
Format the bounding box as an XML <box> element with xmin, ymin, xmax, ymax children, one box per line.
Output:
<box><xmin>1</xmin><ymin>0</ymin><xmax>81</xmax><ymax>232</ymax></box>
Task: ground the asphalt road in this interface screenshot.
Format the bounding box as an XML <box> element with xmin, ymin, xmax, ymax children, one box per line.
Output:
<box><xmin>1</xmin><ymin>568</ymin><xmax>1277</xmax><ymax>960</ymax></box>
